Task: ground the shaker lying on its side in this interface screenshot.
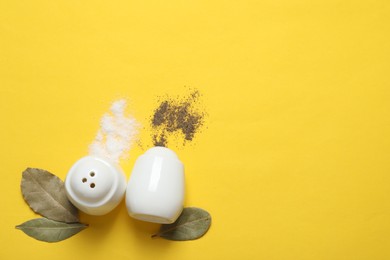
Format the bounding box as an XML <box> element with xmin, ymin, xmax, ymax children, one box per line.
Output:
<box><xmin>126</xmin><ymin>147</ymin><xmax>185</xmax><ymax>224</ymax></box>
<box><xmin>65</xmin><ymin>156</ymin><xmax>127</xmax><ymax>215</ymax></box>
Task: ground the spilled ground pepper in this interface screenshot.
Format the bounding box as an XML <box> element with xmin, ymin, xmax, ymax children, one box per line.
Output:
<box><xmin>151</xmin><ymin>90</ymin><xmax>205</xmax><ymax>147</ymax></box>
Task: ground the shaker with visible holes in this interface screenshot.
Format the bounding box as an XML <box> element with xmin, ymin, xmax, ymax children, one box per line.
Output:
<box><xmin>65</xmin><ymin>156</ymin><xmax>126</xmax><ymax>215</ymax></box>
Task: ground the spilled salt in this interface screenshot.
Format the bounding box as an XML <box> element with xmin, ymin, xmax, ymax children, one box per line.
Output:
<box><xmin>89</xmin><ymin>99</ymin><xmax>140</xmax><ymax>163</ymax></box>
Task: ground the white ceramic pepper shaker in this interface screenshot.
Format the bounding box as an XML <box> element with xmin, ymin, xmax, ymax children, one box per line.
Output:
<box><xmin>65</xmin><ymin>156</ymin><xmax>127</xmax><ymax>215</ymax></box>
<box><xmin>126</xmin><ymin>147</ymin><xmax>185</xmax><ymax>224</ymax></box>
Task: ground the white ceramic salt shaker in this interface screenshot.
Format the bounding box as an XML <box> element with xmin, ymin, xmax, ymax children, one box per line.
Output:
<box><xmin>126</xmin><ymin>147</ymin><xmax>184</xmax><ymax>224</ymax></box>
<box><xmin>65</xmin><ymin>156</ymin><xmax>126</xmax><ymax>215</ymax></box>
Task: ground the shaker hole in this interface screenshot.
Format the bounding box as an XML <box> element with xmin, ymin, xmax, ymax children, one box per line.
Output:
<box><xmin>82</xmin><ymin>178</ymin><xmax>87</xmax><ymax>183</ymax></box>
<box><xmin>90</xmin><ymin>183</ymin><xmax>95</xmax><ymax>188</ymax></box>
<box><xmin>90</xmin><ymin>172</ymin><xmax>95</xmax><ymax>177</ymax></box>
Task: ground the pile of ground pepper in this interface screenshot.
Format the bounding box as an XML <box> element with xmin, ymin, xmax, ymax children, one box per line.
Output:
<box><xmin>151</xmin><ymin>90</ymin><xmax>205</xmax><ymax>147</ymax></box>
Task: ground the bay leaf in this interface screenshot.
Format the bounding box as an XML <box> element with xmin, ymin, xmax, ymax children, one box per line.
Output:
<box><xmin>152</xmin><ymin>207</ymin><xmax>211</xmax><ymax>241</ymax></box>
<box><xmin>16</xmin><ymin>218</ymin><xmax>87</xmax><ymax>242</ymax></box>
<box><xmin>21</xmin><ymin>168</ymin><xmax>79</xmax><ymax>223</ymax></box>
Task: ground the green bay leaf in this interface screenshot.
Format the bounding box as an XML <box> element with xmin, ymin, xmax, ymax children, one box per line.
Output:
<box><xmin>152</xmin><ymin>207</ymin><xmax>211</xmax><ymax>241</ymax></box>
<box><xmin>21</xmin><ymin>168</ymin><xmax>79</xmax><ymax>223</ymax></box>
<box><xmin>16</xmin><ymin>218</ymin><xmax>88</xmax><ymax>242</ymax></box>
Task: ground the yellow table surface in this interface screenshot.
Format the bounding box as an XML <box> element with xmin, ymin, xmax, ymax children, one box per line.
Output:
<box><xmin>1</xmin><ymin>1</ymin><xmax>389</xmax><ymax>259</ymax></box>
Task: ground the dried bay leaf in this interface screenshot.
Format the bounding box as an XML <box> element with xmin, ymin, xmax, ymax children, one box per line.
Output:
<box><xmin>16</xmin><ymin>218</ymin><xmax>87</xmax><ymax>242</ymax></box>
<box><xmin>21</xmin><ymin>168</ymin><xmax>79</xmax><ymax>223</ymax></box>
<box><xmin>152</xmin><ymin>207</ymin><xmax>211</xmax><ymax>241</ymax></box>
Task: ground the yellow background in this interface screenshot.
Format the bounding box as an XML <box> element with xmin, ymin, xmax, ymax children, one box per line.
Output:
<box><xmin>1</xmin><ymin>1</ymin><xmax>389</xmax><ymax>259</ymax></box>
